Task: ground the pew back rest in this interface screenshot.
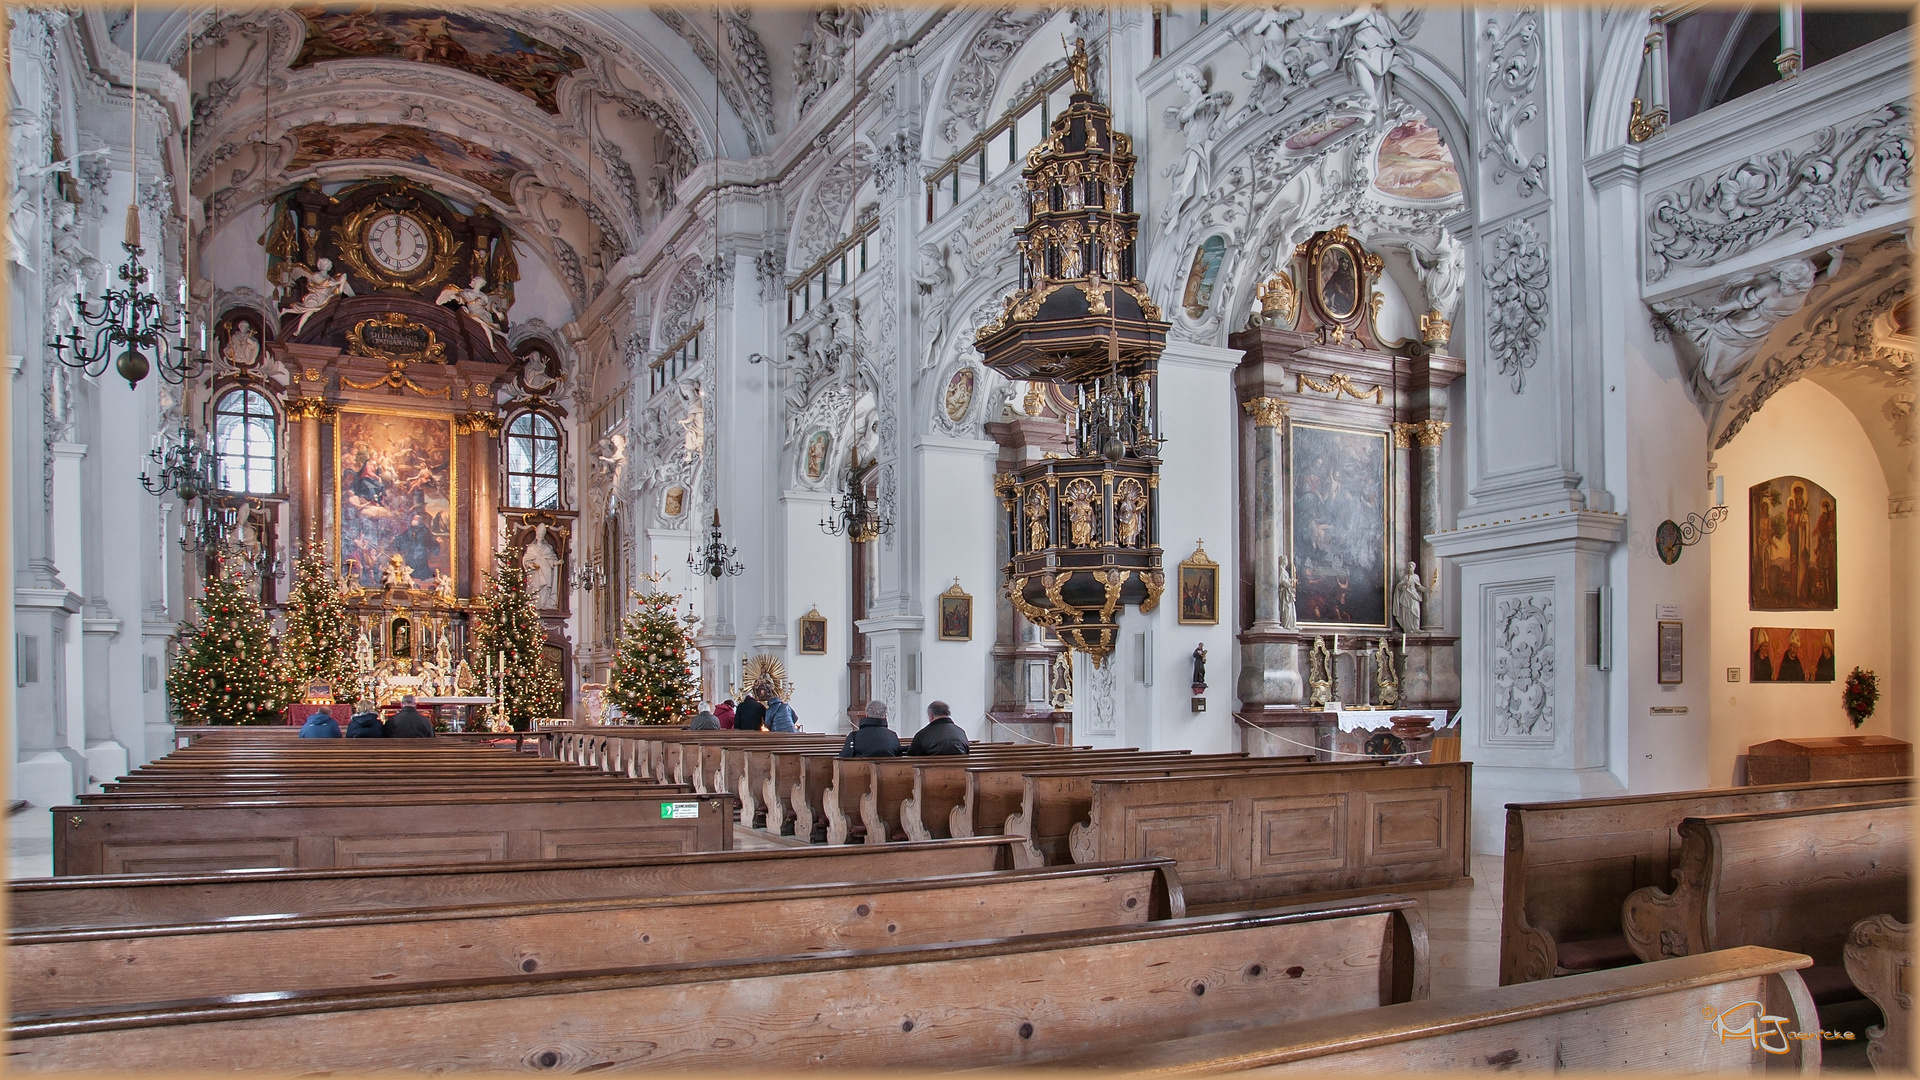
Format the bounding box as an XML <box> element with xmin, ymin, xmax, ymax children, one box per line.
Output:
<box><xmin>1501</xmin><ymin>776</ymin><xmax>1911</xmax><ymax>984</ymax></box>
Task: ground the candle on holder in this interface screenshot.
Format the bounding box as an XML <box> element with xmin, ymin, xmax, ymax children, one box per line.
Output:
<box><xmin>1400</xmin><ymin>633</ymin><xmax>1407</xmax><ymax>654</ymax></box>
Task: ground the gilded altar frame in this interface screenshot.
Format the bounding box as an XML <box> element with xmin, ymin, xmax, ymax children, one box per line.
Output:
<box><xmin>333</xmin><ymin>405</ymin><xmax>459</xmax><ymax>592</ymax></box>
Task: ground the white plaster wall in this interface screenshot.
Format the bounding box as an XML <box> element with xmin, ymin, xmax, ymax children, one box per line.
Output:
<box><xmin>1706</xmin><ymin>379</ymin><xmax>1895</xmax><ymax>785</ymax></box>
<box><xmin>914</xmin><ymin>437</ymin><xmax>998</xmax><ymax>743</ymax></box>
<box><xmin>779</xmin><ymin>491</ymin><xmax>849</xmax><ymax>735</ymax></box>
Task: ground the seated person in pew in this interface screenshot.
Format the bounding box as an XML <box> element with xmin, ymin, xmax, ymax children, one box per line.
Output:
<box><xmin>343</xmin><ymin>700</ymin><xmax>385</xmax><ymax>739</ymax></box>
<box><xmin>765</xmin><ymin>684</ymin><xmax>799</xmax><ymax>733</ymax></box>
<box><xmin>841</xmin><ymin>700</ymin><xmax>902</xmax><ymax>758</ymax></box>
<box><xmin>689</xmin><ymin>708</ymin><xmax>721</xmax><ymax>731</ymax></box>
<box><xmin>907</xmin><ymin>701</ymin><xmax>969</xmax><ymax>757</ymax></box>
<box><xmin>734</xmin><ymin>689</ymin><xmax>767</xmax><ymax>731</ymax></box>
<box><xmin>715</xmin><ymin>699</ymin><xmax>736</xmax><ymax>729</ymax></box>
<box><xmin>386</xmin><ymin>695</ymin><xmax>434</xmax><ymax>739</ymax></box>
<box><xmin>297</xmin><ymin>712</ymin><xmax>341</xmax><ymax>739</ymax></box>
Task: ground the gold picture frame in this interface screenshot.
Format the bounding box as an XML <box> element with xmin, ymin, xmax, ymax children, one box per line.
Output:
<box><xmin>797</xmin><ymin>606</ymin><xmax>828</xmax><ymax>655</ymax></box>
<box><xmin>939</xmin><ymin>580</ymin><xmax>973</xmax><ymax>642</ymax></box>
<box><xmin>334</xmin><ymin>405</ymin><xmax>458</xmax><ymax>592</ymax></box>
<box><xmin>1297</xmin><ymin>225</ymin><xmax>1383</xmax><ymax>333</ymax></box>
<box><xmin>1177</xmin><ymin>540</ymin><xmax>1220</xmax><ymax>625</ymax></box>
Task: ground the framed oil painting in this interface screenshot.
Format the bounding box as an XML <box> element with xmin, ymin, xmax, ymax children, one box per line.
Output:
<box><xmin>802</xmin><ymin>430</ymin><xmax>832</xmax><ymax>483</ymax></box>
<box><xmin>1750</xmin><ymin>627</ymin><xmax>1836</xmax><ymax>683</ymax></box>
<box><xmin>797</xmin><ymin>606</ymin><xmax>828</xmax><ymax>655</ymax></box>
<box><xmin>939</xmin><ymin>581</ymin><xmax>973</xmax><ymax>641</ymax></box>
<box><xmin>1749</xmin><ymin>476</ymin><xmax>1836</xmax><ymax>610</ymax></box>
<box><xmin>1290</xmin><ymin>422</ymin><xmax>1390</xmax><ymax>625</ymax></box>
<box><xmin>336</xmin><ymin>408</ymin><xmax>456</xmax><ymax>590</ymax></box>
<box><xmin>1178</xmin><ymin>541</ymin><xmax>1220</xmax><ymax>625</ymax></box>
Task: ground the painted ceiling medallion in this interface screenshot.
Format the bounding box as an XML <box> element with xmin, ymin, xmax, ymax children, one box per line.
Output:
<box><xmin>287</xmin><ymin>123</ymin><xmax>534</xmax><ymax>203</ymax></box>
<box><xmin>291</xmin><ymin>7</ymin><xmax>587</xmax><ymax>114</ymax></box>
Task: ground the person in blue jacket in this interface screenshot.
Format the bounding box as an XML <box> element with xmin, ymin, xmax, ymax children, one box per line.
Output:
<box><xmin>298</xmin><ymin>710</ymin><xmax>342</xmax><ymax>738</ymax></box>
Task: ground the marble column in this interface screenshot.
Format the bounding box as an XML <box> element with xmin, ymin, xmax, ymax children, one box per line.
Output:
<box><xmin>1413</xmin><ymin>419</ymin><xmax>1450</xmax><ymax>630</ymax></box>
<box><xmin>1235</xmin><ymin>397</ymin><xmax>1305</xmax><ymax>715</ymax></box>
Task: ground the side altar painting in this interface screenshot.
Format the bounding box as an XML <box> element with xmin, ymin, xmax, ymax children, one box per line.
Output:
<box><xmin>1291</xmin><ymin>423</ymin><xmax>1389</xmax><ymax>626</ymax></box>
<box><xmin>337</xmin><ymin>409</ymin><xmax>456</xmax><ymax>590</ymax></box>
<box><xmin>1749</xmin><ymin>475</ymin><xmax>1836</xmax><ymax>611</ymax></box>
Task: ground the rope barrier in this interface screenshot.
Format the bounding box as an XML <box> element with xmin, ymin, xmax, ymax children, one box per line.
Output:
<box><xmin>985</xmin><ymin>713</ymin><xmax>1057</xmax><ymax>745</ymax></box>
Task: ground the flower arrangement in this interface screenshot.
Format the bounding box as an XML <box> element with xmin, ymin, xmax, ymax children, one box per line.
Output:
<box><xmin>1842</xmin><ymin>667</ymin><xmax>1879</xmax><ymax>728</ymax></box>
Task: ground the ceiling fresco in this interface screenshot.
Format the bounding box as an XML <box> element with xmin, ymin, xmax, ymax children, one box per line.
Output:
<box><xmin>287</xmin><ymin>122</ymin><xmax>535</xmax><ymax>202</ymax></box>
<box><xmin>1373</xmin><ymin>116</ymin><xmax>1463</xmax><ymax>202</ymax></box>
<box><xmin>290</xmin><ymin>7</ymin><xmax>587</xmax><ymax>114</ymax></box>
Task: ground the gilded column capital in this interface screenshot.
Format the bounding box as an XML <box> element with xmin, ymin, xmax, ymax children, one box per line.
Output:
<box><xmin>456</xmin><ymin>411</ymin><xmax>503</xmax><ymax>436</ymax></box>
<box><xmin>284</xmin><ymin>397</ymin><xmax>337</xmax><ymax>421</ymax></box>
<box><xmin>1391</xmin><ymin>422</ymin><xmax>1417</xmax><ymax>449</ymax></box>
<box><xmin>1413</xmin><ymin>419</ymin><xmax>1452</xmax><ymax>447</ymax></box>
<box><xmin>1241</xmin><ymin>397</ymin><xmax>1289</xmax><ymax>428</ymax></box>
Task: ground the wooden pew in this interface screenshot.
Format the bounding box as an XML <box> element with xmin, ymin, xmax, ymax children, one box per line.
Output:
<box><xmin>1844</xmin><ymin>914</ymin><xmax>1910</xmax><ymax>1073</ymax></box>
<box><xmin>1059</xmin><ymin>946</ymin><xmax>1823</xmax><ymax>1074</ymax></box>
<box><xmin>945</xmin><ymin>750</ymin><xmax>1195</xmax><ymax>841</ymax></box>
<box><xmin>822</xmin><ymin>748</ymin><xmax>1120</xmax><ymax>847</ymax></box>
<box><xmin>1500</xmin><ymin>776</ymin><xmax>1911</xmax><ymax>985</ymax></box>
<box><xmin>52</xmin><ymin>790</ymin><xmax>731</xmax><ymax>875</ymax></box>
<box><xmin>12</xmin><ymin>859</ymin><xmax>1185</xmax><ymax>1013</ymax></box>
<box><xmin>1008</xmin><ymin>756</ymin><xmax>1324</xmax><ymax>866</ymax></box>
<box><xmin>1621</xmin><ymin>799</ymin><xmax>1910</xmax><ymax>1005</ymax></box>
<box><xmin>1069</xmin><ymin>763</ymin><xmax>1473</xmax><ymax>908</ymax></box>
<box><xmin>12</xmin><ymin>835</ymin><xmax>1032</xmax><ymax>931</ymax></box>
<box><xmin>8</xmin><ymin>896</ymin><xmax>1427</xmax><ymax>1072</ymax></box>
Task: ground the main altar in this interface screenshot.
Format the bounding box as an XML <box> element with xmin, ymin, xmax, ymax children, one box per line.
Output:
<box><xmin>209</xmin><ymin>177</ymin><xmax>577</xmax><ymax>717</ymax></box>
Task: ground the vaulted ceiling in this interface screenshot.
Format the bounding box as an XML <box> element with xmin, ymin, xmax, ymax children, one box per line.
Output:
<box><xmin>115</xmin><ymin>5</ymin><xmax>817</xmax><ymax>322</ymax></box>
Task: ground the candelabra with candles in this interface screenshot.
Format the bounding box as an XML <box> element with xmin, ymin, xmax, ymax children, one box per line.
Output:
<box><xmin>141</xmin><ymin>421</ymin><xmax>217</xmax><ymax>499</ymax></box>
<box><xmin>820</xmin><ymin>451</ymin><xmax>890</xmax><ymax>541</ymax></box>
<box><xmin>47</xmin><ymin>205</ymin><xmax>201</xmax><ymax>390</ymax></box>
<box><xmin>569</xmin><ymin>552</ymin><xmax>607</xmax><ymax>592</ymax></box>
<box><xmin>689</xmin><ymin>509</ymin><xmax>744</xmax><ymax>578</ymax></box>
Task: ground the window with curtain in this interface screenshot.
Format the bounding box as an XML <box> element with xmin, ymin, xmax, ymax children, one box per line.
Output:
<box><xmin>506</xmin><ymin>411</ymin><xmax>561</xmax><ymax>509</ymax></box>
<box><xmin>213</xmin><ymin>388</ymin><xmax>278</xmax><ymax>494</ymax></box>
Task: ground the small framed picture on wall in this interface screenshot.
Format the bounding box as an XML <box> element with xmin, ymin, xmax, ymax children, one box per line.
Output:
<box><xmin>939</xmin><ymin>580</ymin><xmax>973</xmax><ymax>642</ymax></box>
<box><xmin>1178</xmin><ymin>541</ymin><xmax>1220</xmax><ymax>625</ymax></box>
<box><xmin>797</xmin><ymin>607</ymin><xmax>828</xmax><ymax>655</ymax></box>
<box><xmin>1657</xmin><ymin>620</ymin><xmax>1684</xmax><ymax>685</ymax></box>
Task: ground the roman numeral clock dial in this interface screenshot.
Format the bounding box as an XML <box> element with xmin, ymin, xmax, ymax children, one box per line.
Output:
<box><xmin>365</xmin><ymin>212</ymin><xmax>431</xmax><ymax>276</ymax></box>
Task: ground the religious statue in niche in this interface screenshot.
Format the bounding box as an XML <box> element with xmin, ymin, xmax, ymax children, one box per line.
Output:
<box><xmin>521</xmin><ymin>522</ymin><xmax>563</xmax><ymax>610</ymax></box>
<box><xmin>221</xmin><ymin>319</ymin><xmax>261</xmax><ymax>369</ymax></box>
<box><xmin>390</xmin><ymin>615</ymin><xmax>413</xmax><ymax>659</ymax></box>
<box><xmin>1749</xmin><ymin>475</ymin><xmax>1837</xmax><ymax>610</ymax></box>
<box><xmin>1114</xmin><ymin>479</ymin><xmax>1147</xmax><ymax>548</ymax></box>
<box><xmin>1063</xmin><ymin>478</ymin><xmax>1099</xmax><ymax>547</ymax></box>
<box><xmin>1391</xmin><ymin>561</ymin><xmax>1426</xmax><ymax>632</ymax></box>
<box><xmin>1277</xmin><ymin>555</ymin><xmax>1299</xmax><ymax>631</ymax></box>
<box><xmin>280</xmin><ymin>257</ymin><xmax>355</xmax><ymax>334</ymax></box>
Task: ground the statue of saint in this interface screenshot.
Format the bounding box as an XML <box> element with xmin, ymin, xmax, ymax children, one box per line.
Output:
<box><xmin>1190</xmin><ymin>643</ymin><xmax>1208</xmax><ymax>691</ymax></box>
<box><xmin>1277</xmin><ymin>555</ymin><xmax>1299</xmax><ymax>631</ymax></box>
<box><xmin>1391</xmin><ymin>561</ymin><xmax>1427</xmax><ymax>632</ymax></box>
<box><xmin>521</xmin><ymin>523</ymin><xmax>562</xmax><ymax>610</ymax></box>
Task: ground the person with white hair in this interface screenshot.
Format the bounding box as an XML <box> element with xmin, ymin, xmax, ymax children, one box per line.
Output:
<box><xmin>838</xmin><ymin>699</ymin><xmax>901</xmax><ymax>758</ymax></box>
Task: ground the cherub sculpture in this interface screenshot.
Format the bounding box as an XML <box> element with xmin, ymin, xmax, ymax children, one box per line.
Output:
<box><xmin>280</xmin><ymin>258</ymin><xmax>354</xmax><ymax>335</ymax></box>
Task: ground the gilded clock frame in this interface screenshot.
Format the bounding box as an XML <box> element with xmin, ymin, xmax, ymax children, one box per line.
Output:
<box><xmin>333</xmin><ymin>205</ymin><xmax>462</xmax><ymax>290</ymax></box>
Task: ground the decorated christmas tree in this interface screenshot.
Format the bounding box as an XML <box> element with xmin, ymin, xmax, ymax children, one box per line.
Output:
<box><xmin>166</xmin><ymin>558</ymin><xmax>300</xmax><ymax>725</ymax></box>
<box><xmin>468</xmin><ymin>552</ymin><xmax>563</xmax><ymax>731</ymax></box>
<box><xmin>280</xmin><ymin>545</ymin><xmax>367</xmax><ymax>704</ymax></box>
<box><xmin>606</xmin><ymin>589</ymin><xmax>701</xmax><ymax>725</ymax></box>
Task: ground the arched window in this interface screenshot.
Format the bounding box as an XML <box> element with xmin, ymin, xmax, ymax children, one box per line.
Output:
<box><xmin>506</xmin><ymin>412</ymin><xmax>561</xmax><ymax>509</ymax></box>
<box><xmin>213</xmin><ymin>389</ymin><xmax>278</xmax><ymax>494</ymax></box>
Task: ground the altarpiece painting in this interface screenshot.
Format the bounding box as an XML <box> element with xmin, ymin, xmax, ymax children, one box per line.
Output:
<box><xmin>1290</xmin><ymin>423</ymin><xmax>1389</xmax><ymax>626</ymax></box>
<box><xmin>337</xmin><ymin>408</ymin><xmax>456</xmax><ymax>590</ymax></box>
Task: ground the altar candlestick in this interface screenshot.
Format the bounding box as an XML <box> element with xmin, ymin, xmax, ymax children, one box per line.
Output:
<box><xmin>1400</xmin><ymin>633</ymin><xmax>1406</xmax><ymax>654</ymax></box>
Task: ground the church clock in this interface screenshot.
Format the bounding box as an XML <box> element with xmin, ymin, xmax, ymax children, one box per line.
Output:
<box><xmin>365</xmin><ymin>212</ymin><xmax>431</xmax><ymax>276</ymax></box>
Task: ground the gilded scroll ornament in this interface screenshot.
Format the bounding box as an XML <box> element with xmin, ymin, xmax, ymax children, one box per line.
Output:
<box><xmin>1296</xmin><ymin>371</ymin><xmax>1384</xmax><ymax>404</ymax></box>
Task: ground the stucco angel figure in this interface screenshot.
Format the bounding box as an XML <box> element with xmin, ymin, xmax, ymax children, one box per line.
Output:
<box><xmin>1239</xmin><ymin>7</ymin><xmax>1309</xmax><ymax>89</ymax></box>
<box><xmin>1162</xmin><ymin>65</ymin><xmax>1235</xmax><ymax>234</ymax></box>
<box><xmin>380</xmin><ymin>553</ymin><xmax>416</xmax><ymax>590</ymax></box>
<box><xmin>1411</xmin><ymin>229</ymin><xmax>1467</xmax><ymax>325</ymax></box>
<box><xmin>438</xmin><ymin>275</ymin><xmax>507</xmax><ymax>348</ymax></box>
<box><xmin>281</xmin><ymin>258</ymin><xmax>354</xmax><ymax>335</ymax></box>
<box><xmin>1658</xmin><ymin>257</ymin><xmax>1818</xmax><ymax>400</ymax></box>
<box><xmin>1325</xmin><ymin>4</ymin><xmax>1399</xmax><ymax>118</ymax></box>
<box><xmin>914</xmin><ymin>244</ymin><xmax>954</xmax><ymax>364</ymax></box>
<box><xmin>1391</xmin><ymin>560</ymin><xmax>1427</xmax><ymax>632</ymax></box>
<box><xmin>590</xmin><ymin>432</ymin><xmax>628</xmax><ymax>515</ymax></box>
<box><xmin>429</xmin><ymin>568</ymin><xmax>457</xmax><ymax>603</ymax></box>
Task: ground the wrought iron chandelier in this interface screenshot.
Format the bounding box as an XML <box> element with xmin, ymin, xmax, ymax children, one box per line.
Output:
<box><xmin>569</xmin><ymin>552</ymin><xmax>608</xmax><ymax>592</ymax></box>
<box><xmin>178</xmin><ymin>500</ymin><xmax>242</xmax><ymax>554</ymax></box>
<box><xmin>139</xmin><ymin>420</ymin><xmax>217</xmax><ymax>499</ymax></box>
<box><xmin>48</xmin><ymin>5</ymin><xmax>201</xmax><ymax>391</ymax></box>
<box><xmin>689</xmin><ymin>509</ymin><xmax>744</xmax><ymax>579</ymax></box>
<box><xmin>820</xmin><ymin>451</ymin><xmax>889</xmax><ymax>541</ymax></box>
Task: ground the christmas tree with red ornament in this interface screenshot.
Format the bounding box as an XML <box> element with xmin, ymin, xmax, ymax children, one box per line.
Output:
<box><xmin>165</xmin><ymin>558</ymin><xmax>300</xmax><ymax>725</ymax></box>
<box><xmin>468</xmin><ymin>552</ymin><xmax>563</xmax><ymax>731</ymax></box>
<box><xmin>281</xmin><ymin>545</ymin><xmax>367</xmax><ymax>704</ymax></box>
<box><xmin>606</xmin><ymin>588</ymin><xmax>700</xmax><ymax>725</ymax></box>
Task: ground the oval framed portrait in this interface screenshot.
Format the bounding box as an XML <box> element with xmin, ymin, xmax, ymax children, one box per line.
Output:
<box><xmin>1317</xmin><ymin>245</ymin><xmax>1360</xmax><ymax>321</ymax></box>
<box><xmin>1655</xmin><ymin>519</ymin><xmax>1683</xmax><ymax>565</ymax></box>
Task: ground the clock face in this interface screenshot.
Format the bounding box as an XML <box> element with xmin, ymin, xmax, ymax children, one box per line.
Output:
<box><xmin>365</xmin><ymin>213</ymin><xmax>431</xmax><ymax>276</ymax></box>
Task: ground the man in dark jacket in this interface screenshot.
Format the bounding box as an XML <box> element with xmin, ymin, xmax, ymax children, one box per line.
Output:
<box><xmin>733</xmin><ymin>689</ymin><xmax>767</xmax><ymax>731</ymax></box>
<box><xmin>386</xmin><ymin>695</ymin><xmax>435</xmax><ymax>738</ymax></box>
<box><xmin>344</xmin><ymin>700</ymin><xmax>386</xmax><ymax>739</ymax></box>
<box><xmin>839</xmin><ymin>700</ymin><xmax>901</xmax><ymax>758</ymax></box>
<box><xmin>907</xmin><ymin>701</ymin><xmax>969</xmax><ymax>756</ymax></box>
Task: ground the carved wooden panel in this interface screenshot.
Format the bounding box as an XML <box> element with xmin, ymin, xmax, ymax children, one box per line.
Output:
<box><xmin>1362</xmin><ymin>789</ymin><xmax>1452</xmax><ymax>864</ymax></box>
<box><xmin>1251</xmin><ymin>795</ymin><xmax>1348</xmax><ymax>875</ymax></box>
<box><xmin>1122</xmin><ymin>801</ymin><xmax>1232</xmax><ymax>883</ymax></box>
<box><xmin>540</xmin><ymin>829</ymin><xmax>705</xmax><ymax>861</ymax></box>
<box><xmin>101</xmin><ymin>839</ymin><xmax>299</xmax><ymax>875</ymax></box>
<box><xmin>335</xmin><ymin>833</ymin><xmax>507</xmax><ymax>867</ymax></box>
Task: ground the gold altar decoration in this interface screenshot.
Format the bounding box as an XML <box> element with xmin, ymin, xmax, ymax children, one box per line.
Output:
<box><xmin>736</xmin><ymin>653</ymin><xmax>794</xmax><ymax>703</ymax></box>
<box><xmin>1255</xmin><ymin>271</ymin><xmax>1298</xmax><ymax>327</ymax></box>
<box><xmin>347</xmin><ymin>312</ymin><xmax>450</xmax><ymax>365</ymax></box>
<box><xmin>977</xmin><ymin>41</ymin><xmax>1166</xmax><ymax>666</ymax></box>
<box><xmin>1296</xmin><ymin>371</ymin><xmax>1384</xmax><ymax>404</ymax></box>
